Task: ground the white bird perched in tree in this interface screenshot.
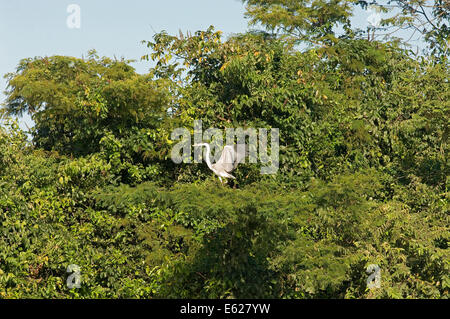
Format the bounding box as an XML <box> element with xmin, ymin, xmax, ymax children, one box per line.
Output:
<box><xmin>193</xmin><ymin>143</ymin><xmax>248</xmax><ymax>184</ymax></box>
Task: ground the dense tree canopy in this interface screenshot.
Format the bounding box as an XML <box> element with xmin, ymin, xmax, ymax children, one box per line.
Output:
<box><xmin>0</xmin><ymin>2</ymin><xmax>448</xmax><ymax>299</ymax></box>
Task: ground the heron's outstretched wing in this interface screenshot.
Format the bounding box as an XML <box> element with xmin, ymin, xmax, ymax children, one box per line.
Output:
<box><xmin>217</xmin><ymin>145</ymin><xmax>236</xmax><ymax>173</ymax></box>
<box><xmin>216</xmin><ymin>144</ymin><xmax>247</xmax><ymax>173</ymax></box>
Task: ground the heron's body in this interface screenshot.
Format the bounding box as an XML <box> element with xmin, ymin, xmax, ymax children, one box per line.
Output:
<box><xmin>194</xmin><ymin>143</ymin><xmax>247</xmax><ymax>183</ymax></box>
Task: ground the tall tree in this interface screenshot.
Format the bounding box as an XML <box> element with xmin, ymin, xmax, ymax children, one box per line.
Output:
<box><xmin>3</xmin><ymin>51</ymin><xmax>171</xmax><ymax>156</ymax></box>
<box><xmin>241</xmin><ymin>0</ymin><xmax>357</xmax><ymax>45</ymax></box>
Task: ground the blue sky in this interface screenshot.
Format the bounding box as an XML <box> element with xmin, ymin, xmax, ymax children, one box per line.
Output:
<box><xmin>0</xmin><ymin>1</ymin><xmax>422</xmax><ymax>130</ymax></box>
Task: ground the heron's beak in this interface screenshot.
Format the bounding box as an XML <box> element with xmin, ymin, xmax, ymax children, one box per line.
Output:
<box><xmin>193</xmin><ymin>144</ymin><xmax>200</xmax><ymax>147</ymax></box>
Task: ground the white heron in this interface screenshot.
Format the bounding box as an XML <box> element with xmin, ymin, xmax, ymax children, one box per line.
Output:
<box><xmin>193</xmin><ymin>143</ymin><xmax>247</xmax><ymax>183</ymax></box>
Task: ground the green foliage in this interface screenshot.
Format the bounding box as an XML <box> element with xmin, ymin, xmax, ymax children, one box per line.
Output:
<box><xmin>0</xmin><ymin>6</ymin><xmax>448</xmax><ymax>299</ymax></box>
<box><xmin>3</xmin><ymin>51</ymin><xmax>171</xmax><ymax>158</ymax></box>
<box><xmin>242</xmin><ymin>0</ymin><xmax>356</xmax><ymax>45</ymax></box>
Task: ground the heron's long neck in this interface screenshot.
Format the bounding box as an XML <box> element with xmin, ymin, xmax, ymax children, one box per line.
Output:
<box><xmin>203</xmin><ymin>144</ymin><xmax>214</xmax><ymax>171</ymax></box>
